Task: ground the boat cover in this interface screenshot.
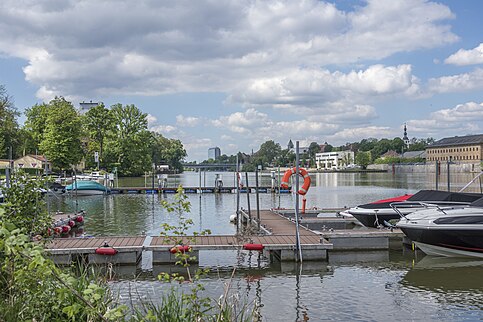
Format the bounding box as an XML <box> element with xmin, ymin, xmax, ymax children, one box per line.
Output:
<box><xmin>358</xmin><ymin>190</ymin><xmax>483</xmax><ymax>210</ymax></box>
<box><xmin>470</xmin><ymin>196</ymin><xmax>483</xmax><ymax>207</ymax></box>
<box><xmin>407</xmin><ymin>190</ymin><xmax>483</xmax><ymax>203</ymax></box>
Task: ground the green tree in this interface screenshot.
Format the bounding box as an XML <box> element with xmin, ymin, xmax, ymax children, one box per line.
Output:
<box><xmin>23</xmin><ymin>103</ymin><xmax>50</xmax><ymax>153</ymax></box>
<box><xmin>39</xmin><ymin>97</ymin><xmax>83</xmax><ymax>170</ymax></box>
<box><xmin>0</xmin><ymin>85</ymin><xmax>20</xmax><ymax>158</ymax></box>
<box><xmin>1</xmin><ymin>171</ymin><xmax>52</xmax><ymax>234</ymax></box>
<box><xmin>105</xmin><ymin>104</ymin><xmax>151</xmax><ymax>175</ymax></box>
<box><xmin>83</xmin><ymin>103</ymin><xmax>114</xmax><ymax>169</ymax></box>
<box><xmin>150</xmin><ymin>132</ymin><xmax>187</xmax><ymax>172</ymax></box>
<box><xmin>255</xmin><ymin>140</ymin><xmax>282</xmax><ymax>167</ymax></box>
<box><xmin>356</xmin><ymin>151</ymin><xmax>371</xmax><ymax>169</ymax></box>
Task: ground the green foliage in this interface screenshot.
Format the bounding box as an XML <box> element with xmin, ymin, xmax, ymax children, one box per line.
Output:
<box><xmin>0</xmin><ymin>221</ymin><xmax>127</xmax><ymax>321</ymax></box>
<box><xmin>355</xmin><ymin>151</ymin><xmax>371</xmax><ymax>169</ymax></box>
<box><xmin>38</xmin><ymin>97</ymin><xmax>84</xmax><ymax>170</ymax></box>
<box><xmin>83</xmin><ymin>103</ymin><xmax>114</xmax><ymax>169</ymax></box>
<box><xmin>24</xmin><ymin>102</ymin><xmax>50</xmax><ymax>152</ymax></box>
<box><xmin>150</xmin><ymin>132</ymin><xmax>187</xmax><ymax>173</ymax></box>
<box><xmin>374</xmin><ymin>156</ymin><xmax>425</xmax><ymax>164</ymax></box>
<box><xmin>1</xmin><ymin>171</ymin><xmax>52</xmax><ymax>234</ymax></box>
<box><xmin>0</xmin><ymin>85</ymin><xmax>20</xmax><ymax>159</ymax></box>
<box><xmin>105</xmin><ymin>104</ymin><xmax>152</xmax><ymax>176</ymax></box>
<box><xmin>155</xmin><ymin>187</ymin><xmax>253</xmax><ymax>321</ymax></box>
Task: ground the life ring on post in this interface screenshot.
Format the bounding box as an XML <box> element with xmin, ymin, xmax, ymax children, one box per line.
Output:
<box><xmin>280</xmin><ymin>167</ymin><xmax>311</xmax><ymax>195</ymax></box>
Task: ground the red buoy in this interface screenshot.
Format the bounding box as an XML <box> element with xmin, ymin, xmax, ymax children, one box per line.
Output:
<box><xmin>243</xmin><ymin>243</ymin><xmax>264</xmax><ymax>251</ymax></box>
<box><xmin>53</xmin><ymin>227</ymin><xmax>62</xmax><ymax>235</ymax></box>
<box><xmin>61</xmin><ymin>225</ymin><xmax>71</xmax><ymax>233</ymax></box>
<box><xmin>76</xmin><ymin>215</ymin><xmax>84</xmax><ymax>223</ymax></box>
<box><xmin>95</xmin><ymin>247</ymin><xmax>118</xmax><ymax>256</ymax></box>
<box><xmin>170</xmin><ymin>245</ymin><xmax>191</xmax><ymax>254</ymax></box>
<box><xmin>68</xmin><ymin>220</ymin><xmax>76</xmax><ymax>227</ymax></box>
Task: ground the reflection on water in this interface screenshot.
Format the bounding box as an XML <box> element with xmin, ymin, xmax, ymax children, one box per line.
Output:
<box><xmin>107</xmin><ymin>251</ymin><xmax>483</xmax><ymax>321</ymax></box>
<box><xmin>49</xmin><ymin>172</ymin><xmax>483</xmax><ymax>321</ymax></box>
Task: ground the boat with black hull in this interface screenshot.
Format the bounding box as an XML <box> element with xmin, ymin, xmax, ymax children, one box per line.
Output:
<box><xmin>347</xmin><ymin>190</ymin><xmax>483</xmax><ymax>228</ymax></box>
<box><xmin>397</xmin><ymin>196</ymin><xmax>483</xmax><ymax>258</ymax></box>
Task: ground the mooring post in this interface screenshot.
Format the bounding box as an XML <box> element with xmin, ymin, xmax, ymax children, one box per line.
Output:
<box><xmin>236</xmin><ymin>156</ymin><xmax>240</xmax><ymax>232</ymax></box>
<box><xmin>294</xmin><ymin>141</ymin><xmax>302</xmax><ymax>263</ymax></box>
<box><xmin>255</xmin><ymin>165</ymin><xmax>261</xmax><ymax>231</ymax></box>
<box><xmin>245</xmin><ymin>172</ymin><xmax>251</xmax><ymax>224</ymax></box>
<box><xmin>447</xmin><ymin>157</ymin><xmax>451</xmax><ymax>192</ymax></box>
<box><xmin>435</xmin><ymin>160</ymin><xmax>439</xmax><ymax>190</ymax></box>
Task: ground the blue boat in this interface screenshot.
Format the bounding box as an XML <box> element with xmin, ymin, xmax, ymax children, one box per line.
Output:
<box><xmin>65</xmin><ymin>180</ymin><xmax>110</xmax><ymax>196</ymax></box>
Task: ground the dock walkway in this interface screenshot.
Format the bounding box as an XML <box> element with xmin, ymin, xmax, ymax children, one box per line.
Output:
<box><xmin>45</xmin><ymin>209</ymin><xmax>404</xmax><ymax>266</ymax></box>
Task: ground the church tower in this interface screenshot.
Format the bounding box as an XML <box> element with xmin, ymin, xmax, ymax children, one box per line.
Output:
<box><xmin>403</xmin><ymin>123</ymin><xmax>410</xmax><ymax>149</ymax></box>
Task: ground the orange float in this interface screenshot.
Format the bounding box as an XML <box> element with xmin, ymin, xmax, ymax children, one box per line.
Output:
<box><xmin>280</xmin><ymin>167</ymin><xmax>311</xmax><ymax>195</ymax></box>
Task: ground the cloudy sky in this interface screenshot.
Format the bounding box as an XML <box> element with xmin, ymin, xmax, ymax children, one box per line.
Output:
<box><xmin>1</xmin><ymin>0</ymin><xmax>482</xmax><ymax>161</ymax></box>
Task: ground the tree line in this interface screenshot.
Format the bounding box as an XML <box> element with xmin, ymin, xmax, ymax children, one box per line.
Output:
<box><xmin>0</xmin><ymin>85</ymin><xmax>186</xmax><ymax>176</ymax></box>
<box><xmin>200</xmin><ymin>136</ymin><xmax>433</xmax><ymax>171</ymax></box>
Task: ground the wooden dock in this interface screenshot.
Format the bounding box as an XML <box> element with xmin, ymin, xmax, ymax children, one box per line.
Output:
<box><xmin>110</xmin><ymin>186</ymin><xmax>291</xmax><ymax>194</ymax></box>
<box><xmin>44</xmin><ymin>209</ymin><xmax>404</xmax><ymax>266</ymax></box>
<box><xmin>45</xmin><ymin>236</ymin><xmax>145</xmax><ymax>265</ymax></box>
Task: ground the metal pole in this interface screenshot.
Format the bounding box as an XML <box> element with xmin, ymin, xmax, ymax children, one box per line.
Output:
<box><xmin>199</xmin><ymin>169</ymin><xmax>202</xmax><ymax>194</ymax></box>
<box><xmin>236</xmin><ymin>156</ymin><xmax>240</xmax><ymax>232</ymax></box>
<box><xmin>447</xmin><ymin>157</ymin><xmax>451</xmax><ymax>192</ymax></box>
<box><xmin>246</xmin><ymin>172</ymin><xmax>251</xmax><ymax>224</ymax></box>
<box><xmin>278</xmin><ymin>166</ymin><xmax>281</xmax><ymax>209</ymax></box>
<box><xmin>294</xmin><ymin>141</ymin><xmax>302</xmax><ymax>262</ymax></box>
<box><xmin>6</xmin><ymin>146</ymin><xmax>12</xmax><ymax>188</ymax></box>
<box><xmin>435</xmin><ymin>160</ymin><xmax>439</xmax><ymax>190</ymax></box>
<box><xmin>255</xmin><ymin>166</ymin><xmax>261</xmax><ymax>231</ymax></box>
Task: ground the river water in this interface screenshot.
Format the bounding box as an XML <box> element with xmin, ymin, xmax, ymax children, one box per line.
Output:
<box><xmin>49</xmin><ymin>171</ymin><xmax>483</xmax><ymax>321</ymax></box>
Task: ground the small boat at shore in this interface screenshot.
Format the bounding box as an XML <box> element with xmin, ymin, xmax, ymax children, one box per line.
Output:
<box><xmin>397</xmin><ymin>196</ymin><xmax>483</xmax><ymax>258</ymax></box>
<box><xmin>65</xmin><ymin>180</ymin><xmax>110</xmax><ymax>196</ymax></box>
<box><xmin>346</xmin><ymin>190</ymin><xmax>483</xmax><ymax>228</ymax></box>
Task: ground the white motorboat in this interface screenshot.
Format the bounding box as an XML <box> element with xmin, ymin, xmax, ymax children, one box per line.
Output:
<box><xmin>397</xmin><ymin>197</ymin><xmax>483</xmax><ymax>258</ymax></box>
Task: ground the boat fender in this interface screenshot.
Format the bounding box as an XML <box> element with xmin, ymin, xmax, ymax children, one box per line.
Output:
<box><xmin>243</xmin><ymin>243</ymin><xmax>264</xmax><ymax>251</ymax></box>
<box><xmin>53</xmin><ymin>227</ymin><xmax>62</xmax><ymax>235</ymax></box>
<box><xmin>61</xmin><ymin>225</ymin><xmax>71</xmax><ymax>233</ymax></box>
<box><xmin>170</xmin><ymin>245</ymin><xmax>191</xmax><ymax>254</ymax></box>
<box><xmin>75</xmin><ymin>215</ymin><xmax>84</xmax><ymax>223</ymax></box>
<box><xmin>95</xmin><ymin>243</ymin><xmax>118</xmax><ymax>256</ymax></box>
<box><xmin>280</xmin><ymin>167</ymin><xmax>311</xmax><ymax>195</ymax></box>
<box><xmin>68</xmin><ymin>220</ymin><xmax>76</xmax><ymax>227</ymax></box>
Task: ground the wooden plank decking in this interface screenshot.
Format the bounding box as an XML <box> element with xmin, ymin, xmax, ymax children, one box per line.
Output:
<box><xmin>45</xmin><ymin>236</ymin><xmax>146</xmax><ymax>254</ymax></box>
<box><xmin>149</xmin><ymin>234</ymin><xmax>326</xmax><ymax>251</ymax></box>
<box><xmin>241</xmin><ymin>209</ymin><xmax>318</xmax><ymax>236</ymax></box>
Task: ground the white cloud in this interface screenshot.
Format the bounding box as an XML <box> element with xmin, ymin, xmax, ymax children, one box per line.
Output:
<box><xmin>150</xmin><ymin>124</ymin><xmax>177</xmax><ymax>134</ymax></box>
<box><xmin>229</xmin><ymin>64</ymin><xmax>419</xmax><ymax>111</ymax></box>
<box><xmin>146</xmin><ymin>114</ymin><xmax>157</xmax><ymax>127</ymax></box>
<box><xmin>327</xmin><ymin>126</ymin><xmax>395</xmax><ymax>143</ymax></box>
<box><xmin>445</xmin><ymin>43</ymin><xmax>483</xmax><ymax>66</ymax></box>
<box><xmin>176</xmin><ymin>115</ymin><xmax>200</xmax><ymax>127</ymax></box>
<box><xmin>407</xmin><ymin>101</ymin><xmax>483</xmax><ymax>135</ymax></box>
<box><xmin>428</xmin><ymin>68</ymin><xmax>483</xmax><ymax>93</ymax></box>
<box><xmin>0</xmin><ymin>0</ymin><xmax>456</xmax><ymax>102</ymax></box>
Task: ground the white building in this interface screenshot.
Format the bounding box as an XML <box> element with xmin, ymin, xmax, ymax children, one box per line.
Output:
<box><xmin>315</xmin><ymin>151</ymin><xmax>355</xmax><ymax>170</ymax></box>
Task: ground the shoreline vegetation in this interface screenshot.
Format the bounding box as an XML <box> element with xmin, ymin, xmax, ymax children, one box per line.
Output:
<box><xmin>0</xmin><ymin>172</ymin><xmax>255</xmax><ymax>321</ymax></box>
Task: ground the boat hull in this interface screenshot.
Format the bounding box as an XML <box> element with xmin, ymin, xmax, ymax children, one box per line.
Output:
<box><xmin>67</xmin><ymin>189</ymin><xmax>106</xmax><ymax>196</ymax></box>
<box><xmin>399</xmin><ymin>226</ymin><xmax>483</xmax><ymax>256</ymax></box>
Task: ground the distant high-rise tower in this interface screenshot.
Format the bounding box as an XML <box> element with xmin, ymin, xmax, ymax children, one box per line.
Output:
<box><xmin>403</xmin><ymin>123</ymin><xmax>410</xmax><ymax>149</ymax></box>
<box><xmin>288</xmin><ymin>139</ymin><xmax>294</xmax><ymax>150</ymax></box>
<box><xmin>208</xmin><ymin>147</ymin><xmax>221</xmax><ymax>160</ymax></box>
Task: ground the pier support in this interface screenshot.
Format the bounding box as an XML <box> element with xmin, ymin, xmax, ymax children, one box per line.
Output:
<box><xmin>88</xmin><ymin>250</ymin><xmax>142</xmax><ymax>266</ymax></box>
<box><xmin>267</xmin><ymin>248</ymin><xmax>328</xmax><ymax>262</ymax></box>
<box><xmin>152</xmin><ymin>250</ymin><xmax>200</xmax><ymax>264</ymax></box>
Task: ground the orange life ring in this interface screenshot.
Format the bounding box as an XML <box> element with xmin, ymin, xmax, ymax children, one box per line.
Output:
<box><xmin>280</xmin><ymin>167</ymin><xmax>311</xmax><ymax>195</ymax></box>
